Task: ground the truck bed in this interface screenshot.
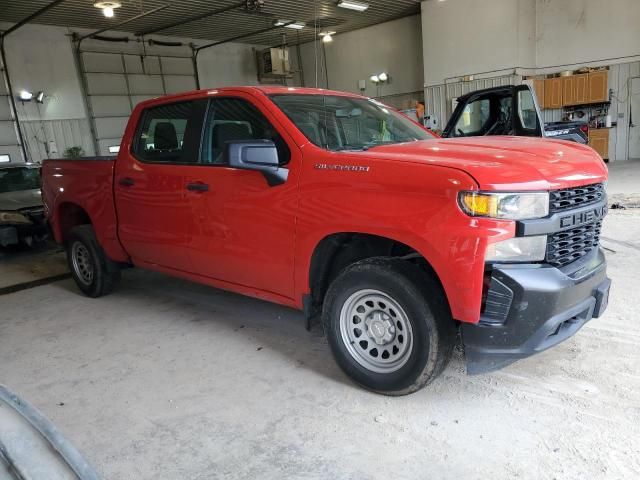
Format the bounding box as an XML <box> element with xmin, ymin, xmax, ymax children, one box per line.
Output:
<box><xmin>42</xmin><ymin>157</ymin><xmax>128</xmax><ymax>262</ymax></box>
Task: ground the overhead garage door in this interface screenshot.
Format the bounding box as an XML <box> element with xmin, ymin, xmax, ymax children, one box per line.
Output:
<box><xmin>79</xmin><ymin>50</ymin><xmax>197</xmax><ymax>156</ymax></box>
<box><xmin>0</xmin><ymin>68</ymin><xmax>24</xmax><ymax>164</ymax></box>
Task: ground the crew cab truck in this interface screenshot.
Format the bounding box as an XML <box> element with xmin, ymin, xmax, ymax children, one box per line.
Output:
<box><xmin>42</xmin><ymin>87</ymin><xmax>611</xmax><ymax>395</ymax></box>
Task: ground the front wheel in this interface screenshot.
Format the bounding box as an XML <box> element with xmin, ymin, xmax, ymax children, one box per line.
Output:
<box><xmin>67</xmin><ymin>225</ymin><xmax>120</xmax><ymax>298</ymax></box>
<box><xmin>323</xmin><ymin>258</ymin><xmax>455</xmax><ymax>395</ymax></box>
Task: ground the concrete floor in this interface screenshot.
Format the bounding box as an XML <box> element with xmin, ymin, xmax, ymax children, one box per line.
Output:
<box><xmin>1</xmin><ymin>163</ymin><xmax>640</xmax><ymax>479</ymax></box>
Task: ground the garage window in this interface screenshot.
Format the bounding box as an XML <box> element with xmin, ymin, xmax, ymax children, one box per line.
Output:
<box><xmin>134</xmin><ymin>100</ymin><xmax>207</xmax><ymax>163</ymax></box>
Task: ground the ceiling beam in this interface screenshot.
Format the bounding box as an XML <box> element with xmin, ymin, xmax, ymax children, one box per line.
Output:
<box><xmin>136</xmin><ymin>1</ymin><xmax>247</xmax><ymax>36</ymax></box>
<box><xmin>195</xmin><ymin>22</ymin><xmax>293</xmax><ymax>53</ymax></box>
<box><xmin>1</xmin><ymin>0</ymin><xmax>67</xmax><ymax>38</ymax></box>
<box><xmin>75</xmin><ymin>4</ymin><xmax>171</xmax><ymax>42</ymax></box>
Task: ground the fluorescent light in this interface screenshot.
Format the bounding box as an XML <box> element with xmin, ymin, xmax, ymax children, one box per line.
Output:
<box><xmin>274</xmin><ymin>19</ymin><xmax>290</xmax><ymax>26</ymax></box>
<box><xmin>108</xmin><ymin>145</ymin><xmax>120</xmax><ymax>154</ymax></box>
<box><xmin>0</xmin><ymin>154</ymin><xmax>10</xmax><ymax>163</ymax></box>
<box><xmin>285</xmin><ymin>22</ymin><xmax>305</xmax><ymax>29</ymax></box>
<box><xmin>337</xmin><ymin>0</ymin><xmax>369</xmax><ymax>12</ymax></box>
<box><xmin>18</xmin><ymin>90</ymin><xmax>33</xmax><ymax>101</ymax></box>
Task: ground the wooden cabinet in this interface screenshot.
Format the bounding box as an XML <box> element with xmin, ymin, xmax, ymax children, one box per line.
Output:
<box><xmin>532</xmin><ymin>79</ymin><xmax>545</xmax><ymax>109</ymax></box>
<box><xmin>588</xmin><ymin>71</ymin><xmax>608</xmax><ymax>103</ymax></box>
<box><xmin>588</xmin><ymin>128</ymin><xmax>610</xmax><ymax>159</ymax></box>
<box><xmin>562</xmin><ymin>76</ymin><xmax>575</xmax><ymax>106</ymax></box>
<box><xmin>574</xmin><ymin>74</ymin><xmax>589</xmax><ymax>104</ymax></box>
<box><xmin>544</xmin><ymin>77</ymin><xmax>563</xmax><ymax>109</ymax></box>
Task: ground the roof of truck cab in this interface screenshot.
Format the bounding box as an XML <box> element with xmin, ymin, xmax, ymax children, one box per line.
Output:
<box><xmin>137</xmin><ymin>86</ymin><xmax>368</xmax><ymax>108</ymax></box>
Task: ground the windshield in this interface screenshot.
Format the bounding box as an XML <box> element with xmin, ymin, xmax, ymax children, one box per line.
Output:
<box><xmin>270</xmin><ymin>94</ymin><xmax>433</xmax><ymax>151</ymax></box>
<box><xmin>0</xmin><ymin>167</ymin><xmax>41</xmax><ymax>193</ymax></box>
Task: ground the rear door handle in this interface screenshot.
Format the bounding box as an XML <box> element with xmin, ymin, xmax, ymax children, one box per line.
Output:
<box><xmin>119</xmin><ymin>177</ymin><xmax>135</xmax><ymax>187</ymax></box>
<box><xmin>186</xmin><ymin>182</ymin><xmax>209</xmax><ymax>192</ymax></box>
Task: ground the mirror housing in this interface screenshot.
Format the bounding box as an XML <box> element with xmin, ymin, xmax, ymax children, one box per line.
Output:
<box><xmin>226</xmin><ymin>140</ymin><xmax>288</xmax><ymax>186</ymax></box>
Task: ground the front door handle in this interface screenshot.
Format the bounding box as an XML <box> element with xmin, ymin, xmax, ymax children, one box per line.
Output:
<box><xmin>186</xmin><ymin>182</ymin><xmax>209</xmax><ymax>192</ymax></box>
<box><xmin>119</xmin><ymin>177</ymin><xmax>135</xmax><ymax>187</ymax></box>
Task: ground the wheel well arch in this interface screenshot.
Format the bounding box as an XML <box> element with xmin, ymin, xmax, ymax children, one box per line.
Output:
<box><xmin>57</xmin><ymin>202</ymin><xmax>91</xmax><ymax>242</ymax></box>
<box><xmin>307</xmin><ymin>232</ymin><xmax>448</xmax><ymax>314</ymax></box>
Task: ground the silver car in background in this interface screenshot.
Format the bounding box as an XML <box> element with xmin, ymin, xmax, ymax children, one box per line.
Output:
<box><xmin>0</xmin><ymin>163</ymin><xmax>48</xmax><ymax>247</ymax></box>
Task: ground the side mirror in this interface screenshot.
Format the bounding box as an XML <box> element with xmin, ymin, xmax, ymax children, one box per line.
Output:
<box><xmin>226</xmin><ymin>140</ymin><xmax>288</xmax><ymax>186</ymax></box>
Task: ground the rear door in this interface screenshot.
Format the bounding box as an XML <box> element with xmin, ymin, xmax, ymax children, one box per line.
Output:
<box><xmin>114</xmin><ymin>98</ymin><xmax>207</xmax><ymax>271</ymax></box>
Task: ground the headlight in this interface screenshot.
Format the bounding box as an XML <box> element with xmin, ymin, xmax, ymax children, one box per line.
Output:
<box><xmin>459</xmin><ymin>191</ymin><xmax>549</xmax><ymax>220</ymax></box>
<box><xmin>0</xmin><ymin>211</ymin><xmax>32</xmax><ymax>225</ymax></box>
<box><xmin>486</xmin><ymin>236</ymin><xmax>547</xmax><ymax>262</ymax></box>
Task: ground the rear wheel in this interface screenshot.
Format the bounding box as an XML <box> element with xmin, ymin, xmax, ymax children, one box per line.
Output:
<box><xmin>323</xmin><ymin>257</ymin><xmax>455</xmax><ymax>395</ymax></box>
<box><xmin>67</xmin><ymin>225</ymin><xmax>120</xmax><ymax>297</ymax></box>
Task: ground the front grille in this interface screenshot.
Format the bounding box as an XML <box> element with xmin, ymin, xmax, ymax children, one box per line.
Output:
<box><xmin>546</xmin><ymin>220</ymin><xmax>602</xmax><ymax>268</ymax></box>
<box><xmin>549</xmin><ymin>183</ymin><xmax>605</xmax><ymax>213</ymax></box>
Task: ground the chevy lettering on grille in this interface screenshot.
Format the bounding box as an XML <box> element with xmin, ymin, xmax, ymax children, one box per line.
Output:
<box><xmin>559</xmin><ymin>204</ymin><xmax>608</xmax><ymax>229</ymax></box>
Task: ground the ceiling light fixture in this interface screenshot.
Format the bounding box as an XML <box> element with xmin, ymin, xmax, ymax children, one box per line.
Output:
<box><xmin>370</xmin><ymin>75</ymin><xmax>379</xmax><ymax>84</ymax></box>
<box><xmin>94</xmin><ymin>2</ymin><xmax>122</xmax><ymax>19</ymax></box>
<box><xmin>285</xmin><ymin>22</ymin><xmax>305</xmax><ymax>29</ymax></box>
<box><xmin>274</xmin><ymin>19</ymin><xmax>290</xmax><ymax>26</ymax></box>
<box><xmin>35</xmin><ymin>91</ymin><xmax>45</xmax><ymax>103</ymax></box>
<box><xmin>378</xmin><ymin>72</ymin><xmax>388</xmax><ymax>82</ymax></box>
<box><xmin>319</xmin><ymin>31</ymin><xmax>336</xmax><ymax>43</ymax></box>
<box><xmin>337</xmin><ymin>0</ymin><xmax>369</xmax><ymax>12</ymax></box>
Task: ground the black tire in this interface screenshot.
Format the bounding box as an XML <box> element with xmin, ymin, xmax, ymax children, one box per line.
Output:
<box><xmin>323</xmin><ymin>257</ymin><xmax>456</xmax><ymax>395</ymax></box>
<box><xmin>66</xmin><ymin>225</ymin><xmax>120</xmax><ymax>298</ymax></box>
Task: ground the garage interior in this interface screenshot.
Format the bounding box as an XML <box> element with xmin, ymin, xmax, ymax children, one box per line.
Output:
<box><xmin>1</xmin><ymin>0</ymin><xmax>639</xmax><ymax>478</ymax></box>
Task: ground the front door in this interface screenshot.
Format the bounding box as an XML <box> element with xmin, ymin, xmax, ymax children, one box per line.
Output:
<box><xmin>183</xmin><ymin>93</ymin><xmax>299</xmax><ymax>299</ymax></box>
<box><xmin>114</xmin><ymin>99</ymin><xmax>207</xmax><ymax>271</ymax></box>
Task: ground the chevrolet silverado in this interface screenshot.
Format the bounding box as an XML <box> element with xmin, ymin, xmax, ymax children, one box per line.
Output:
<box><xmin>42</xmin><ymin>87</ymin><xmax>611</xmax><ymax>395</ymax></box>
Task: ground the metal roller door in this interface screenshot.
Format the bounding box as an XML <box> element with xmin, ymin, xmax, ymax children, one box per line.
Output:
<box><xmin>79</xmin><ymin>50</ymin><xmax>196</xmax><ymax>156</ymax></box>
<box><xmin>0</xmin><ymin>65</ymin><xmax>24</xmax><ymax>164</ymax></box>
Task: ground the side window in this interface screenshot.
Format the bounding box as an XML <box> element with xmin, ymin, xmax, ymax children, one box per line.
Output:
<box><xmin>454</xmin><ymin>98</ymin><xmax>490</xmax><ymax>136</ymax></box>
<box><xmin>518</xmin><ymin>89</ymin><xmax>539</xmax><ymax>131</ymax></box>
<box><xmin>133</xmin><ymin>100</ymin><xmax>206</xmax><ymax>163</ymax></box>
<box><xmin>201</xmin><ymin>98</ymin><xmax>290</xmax><ymax>165</ymax></box>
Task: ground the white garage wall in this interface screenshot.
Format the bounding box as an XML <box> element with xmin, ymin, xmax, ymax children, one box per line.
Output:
<box><xmin>536</xmin><ymin>0</ymin><xmax>640</xmax><ymax>69</ymax></box>
<box><xmin>296</xmin><ymin>15</ymin><xmax>425</xmax><ymax>105</ymax></box>
<box><xmin>421</xmin><ymin>0</ymin><xmax>536</xmax><ymax>87</ymax></box>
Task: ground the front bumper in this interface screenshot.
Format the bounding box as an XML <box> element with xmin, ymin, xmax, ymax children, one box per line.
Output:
<box><xmin>462</xmin><ymin>248</ymin><xmax>610</xmax><ymax>374</ymax></box>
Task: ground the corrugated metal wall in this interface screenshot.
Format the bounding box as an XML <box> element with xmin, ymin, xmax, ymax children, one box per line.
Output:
<box><xmin>20</xmin><ymin>119</ymin><xmax>94</xmax><ymax>163</ymax></box>
<box><xmin>424</xmin><ymin>74</ymin><xmax>519</xmax><ymax>131</ymax></box>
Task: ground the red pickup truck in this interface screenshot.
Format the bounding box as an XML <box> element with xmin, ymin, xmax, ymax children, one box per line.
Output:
<box><xmin>42</xmin><ymin>86</ymin><xmax>611</xmax><ymax>395</ymax></box>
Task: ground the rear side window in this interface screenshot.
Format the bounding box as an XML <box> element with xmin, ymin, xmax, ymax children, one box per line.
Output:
<box><xmin>133</xmin><ymin>100</ymin><xmax>206</xmax><ymax>163</ymax></box>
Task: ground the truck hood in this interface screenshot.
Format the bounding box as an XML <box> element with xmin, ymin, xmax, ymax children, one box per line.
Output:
<box><xmin>0</xmin><ymin>189</ymin><xmax>43</xmax><ymax>211</ymax></box>
<box><xmin>361</xmin><ymin>136</ymin><xmax>608</xmax><ymax>190</ymax></box>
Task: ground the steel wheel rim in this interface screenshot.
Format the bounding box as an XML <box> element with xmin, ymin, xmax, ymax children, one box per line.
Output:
<box><xmin>71</xmin><ymin>242</ymin><xmax>94</xmax><ymax>286</ymax></box>
<box><xmin>339</xmin><ymin>289</ymin><xmax>414</xmax><ymax>374</ymax></box>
